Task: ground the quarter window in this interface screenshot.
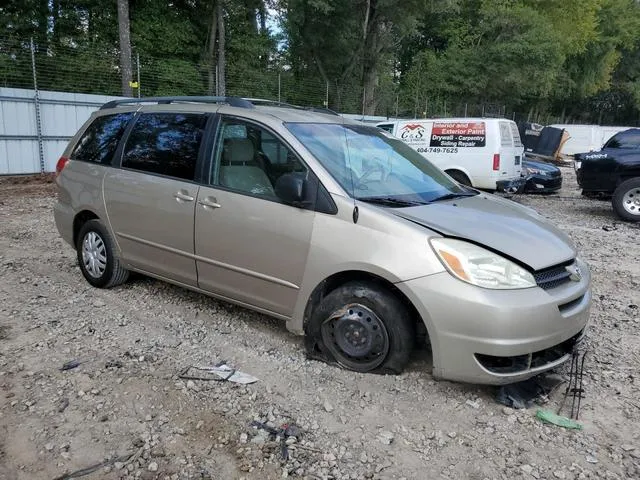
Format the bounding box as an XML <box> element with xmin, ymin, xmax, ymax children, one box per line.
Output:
<box><xmin>122</xmin><ymin>113</ymin><xmax>207</xmax><ymax>181</ymax></box>
<box><xmin>71</xmin><ymin>113</ymin><xmax>133</xmax><ymax>165</ymax></box>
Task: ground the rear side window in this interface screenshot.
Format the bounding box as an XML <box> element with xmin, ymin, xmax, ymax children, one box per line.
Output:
<box><xmin>377</xmin><ymin>123</ymin><xmax>394</xmax><ymax>133</ymax></box>
<box><xmin>122</xmin><ymin>113</ymin><xmax>207</xmax><ymax>181</ymax></box>
<box><xmin>71</xmin><ymin>113</ymin><xmax>133</xmax><ymax>165</ymax></box>
<box><xmin>499</xmin><ymin>122</ymin><xmax>512</xmax><ymax>147</ymax></box>
<box><xmin>604</xmin><ymin>130</ymin><xmax>640</xmax><ymax>149</ymax></box>
<box><xmin>509</xmin><ymin>122</ymin><xmax>523</xmax><ymax>148</ymax></box>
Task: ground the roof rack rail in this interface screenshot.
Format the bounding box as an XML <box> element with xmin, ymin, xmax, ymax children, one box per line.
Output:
<box><xmin>99</xmin><ymin>96</ymin><xmax>254</xmax><ymax>110</ymax></box>
<box><xmin>243</xmin><ymin>98</ymin><xmax>341</xmax><ymax>116</ymax></box>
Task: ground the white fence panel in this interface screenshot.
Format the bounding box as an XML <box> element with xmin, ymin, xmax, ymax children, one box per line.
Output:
<box><xmin>0</xmin><ymin>87</ymin><xmax>123</xmax><ymax>174</ymax></box>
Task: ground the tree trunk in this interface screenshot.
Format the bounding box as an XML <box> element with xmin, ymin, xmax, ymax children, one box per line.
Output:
<box><xmin>207</xmin><ymin>0</ymin><xmax>218</xmax><ymax>95</ymax></box>
<box><xmin>117</xmin><ymin>0</ymin><xmax>133</xmax><ymax>97</ymax></box>
<box><xmin>362</xmin><ymin>1</ymin><xmax>379</xmax><ymax>115</ymax></box>
<box><xmin>217</xmin><ymin>0</ymin><xmax>226</xmax><ymax>96</ymax></box>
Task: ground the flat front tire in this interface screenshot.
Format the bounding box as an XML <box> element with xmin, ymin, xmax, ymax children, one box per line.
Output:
<box><xmin>306</xmin><ymin>282</ymin><xmax>415</xmax><ymax>374</ymax></box>
<box><xmin>76</xmin><ymin>219</ymin><xmax>129</xmax><ymax>288</ymax></box>
<box><xmin>612</xmin><ymin>178</ymin><xmax>640</xmax><ymax>222</ymax></box>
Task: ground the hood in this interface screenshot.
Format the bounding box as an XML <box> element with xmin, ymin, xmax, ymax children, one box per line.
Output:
<box><xmin>523</xmin><ymin>159</ymin><xmax>560</xmax><ymax>174</ymax></box>
<box><xmin>394</xmin><ymin>194</ymin><xmax>576</xmax><ymax>271</ymax></box>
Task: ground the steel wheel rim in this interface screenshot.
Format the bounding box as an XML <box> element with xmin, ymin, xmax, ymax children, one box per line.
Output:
<box><xmin>622</xmin><ymin>188</ymin><xmax>640</xmax><ymax>216</ymax></box>
<box><xmin>81</xmin><ymin>231</ymin><xmax>107</xmax><ymax>278</ymax></box>
<box><xmin>321</xmin><ymin>303</ymin><xmax>390</xmax><ymax>371</ymax></box>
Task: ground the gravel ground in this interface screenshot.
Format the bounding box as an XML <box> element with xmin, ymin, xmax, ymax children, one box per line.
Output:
<box><xmin>0</xmin><ymin>168</ymin><xmax>639</xmax><ymax>480</ymax></box>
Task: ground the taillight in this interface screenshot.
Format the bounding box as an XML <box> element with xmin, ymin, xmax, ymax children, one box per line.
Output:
<box><xmin>492</xmin><ymin>154</ymin><xmax>500</xmax><ymax>171</ymax></box>
<box><xmin>56</xmin><ymin>157</ymin><xmax>69</xmax><ymax>176</ymax></box>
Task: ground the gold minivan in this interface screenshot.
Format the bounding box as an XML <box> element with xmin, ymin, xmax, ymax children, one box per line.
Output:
<box><xmin>54</xmin><ymin>97</ymin><xmax>591</xmax><ymax>384</ymax></box>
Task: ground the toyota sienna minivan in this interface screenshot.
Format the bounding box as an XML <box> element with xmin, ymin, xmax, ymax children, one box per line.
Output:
<box><xmin>54</xmin><ymin>96</ymin><xmax>591</xmax><ymax>384</ymax></box>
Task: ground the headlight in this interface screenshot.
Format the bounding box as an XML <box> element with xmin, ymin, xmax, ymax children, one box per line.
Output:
<box><xmin>524</xmin><ymin>167</ymin><xmax>544</xmax><ymax>175</ymax></box>
<box><xmin>574</xmin><ymin>160</ymin><xmax>581</xmax><ymax>171</ymax></box>
<box><xmin>430</xmin><ymin>238</ymin><xmax>536</xmax><ymax>289</ymax></box>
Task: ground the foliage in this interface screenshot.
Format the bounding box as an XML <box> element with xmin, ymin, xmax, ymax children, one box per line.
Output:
<box><xmin>1</xmin><ymin>0</ymin><xmax>640</xmax><ymax>124</ymax></box>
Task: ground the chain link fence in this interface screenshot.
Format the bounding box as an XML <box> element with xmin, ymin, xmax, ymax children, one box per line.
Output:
<box><xmin>1</xmin><ymin>35</ymin><xmax>575</xmax><ymax>123</ymax></box>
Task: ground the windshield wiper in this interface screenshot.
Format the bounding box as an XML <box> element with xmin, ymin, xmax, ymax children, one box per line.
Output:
<box><xmin>357</xmin><ymin>196</ymin><xmax>426</xmax><ymax>207</ymax></box>
<box><xmin>429</xmin><ymin>191</ymin><xmax>478</xmax><ymax>203</ymax></box>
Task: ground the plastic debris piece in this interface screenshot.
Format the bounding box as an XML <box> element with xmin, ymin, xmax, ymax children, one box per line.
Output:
<box><xmin>60</xmin><ymin>360</ymin><xmax>81</xmax><ymax>371</ymax></box>
<box><xmin>178</xmin><ymin>363</ymin><xmax>258</xmax><ymax>384</ymax></box>
<box><xmin>535</xmin><ymin>409</ymin><xmax>583</xmax><ymax>430</ymax></box>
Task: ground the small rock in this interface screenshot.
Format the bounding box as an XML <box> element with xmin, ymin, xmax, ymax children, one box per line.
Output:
<box><xmin>148</xmin><ymin>462</ymin><xmax>158</xmax><ymax>472</ymax></box>
<box><xmin>465</xmin><ymin>399</ymin><xmax>480</xmax><ymax>409</ymax></box>
<box><xmin>502</xmin><ymin>407</ymin><xmax>515</xmax><ymax>415</ymax></box>
<box><xmin>186</xmin><ymin>380</ymin><xmax>196</xmax><ymax>390</ymax></box>
<box><xmin>93</xmin><ymin>299</ymin><xmax>106</xmax><ymax>308</ymax></box>
<box><xmin>521</xmin><ymin>464</ymin><xmax>533</xmax><ymax>475</ymax></box>
<box><xmin>447</xmin><ymin>432</ymin><xmax>457</xmax><ymax>439</ymax></box>
<box><xmin>323</xmin><ymin>400</ymin><xmax>334</xmax><ymax>413</ymax></box>
<box><xmin>44</xmin><ymin>443</ymin><xmax>54</xmax><ymax>451</ymax></box>
<box><xmin>585</xmin><ymin>455</ymin><xmax>598</xmax><ymax>464</ymax></box>
<box><xmin>621</xmin><ymin>445</ymin><xmax>635</xmax><ymax>452</ymax></box>
<box><xmin>360</xmin><ymin>452</ymin><xmax>368</xmax><ymax>463</ymax></box>
<box><xmin>239</xmin><ymin>433</ymin><xmax>248</xmax><ymax>444</ymax></box>
<box><xmin>554</xmin><ymin>471</ymin><xmax>566</xmax><ymax>479</ymax></box>
<box><xmin>378</xmin><ymin>431</ymin><xmax>394</xmax><ymax>445</ymax></box>
<box><xmin>145</xmin><ymin>414</ymin><xmax>152</xmax><ymax>422</ymax></box>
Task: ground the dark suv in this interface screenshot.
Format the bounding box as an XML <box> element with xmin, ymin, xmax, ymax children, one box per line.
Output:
<box><xmin>575</xmin><ymin>128</ymin><xmax>640</xmax><ymax>221</ymax></box>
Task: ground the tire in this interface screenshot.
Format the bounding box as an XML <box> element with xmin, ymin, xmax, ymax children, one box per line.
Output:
<box><xmin>76</xmin><ymin>219</ymin><xmax>129</xmax><ymax>288</ymax></box>
<box><xmin>305</xmin><ymin>281</ymin><xmax>415</xmax><ymax>374</ymax></box>
<box><xmin>612</xmin><ymin>178</ymin><xmax>640</xmax><ymax>222</ymax></box>
<box><xmin>446</xmin><ymin>170</ymin><xmax>471</xmax><ymax>186</ymax></box>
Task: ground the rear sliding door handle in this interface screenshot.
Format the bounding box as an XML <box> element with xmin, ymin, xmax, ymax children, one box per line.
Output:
<box><xmin>174</xmin><ymin>191</ymin><xmax>195</xmax><ymax>202</ymax></box>
<box><xmin>198</xmin><ymin>198</ymin><xmax>222</xmax><ymax>209</ymax></box>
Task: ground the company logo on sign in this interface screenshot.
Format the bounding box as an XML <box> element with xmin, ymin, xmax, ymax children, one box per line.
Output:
<box><xmin>430</xmin><ymin>122</ymin><xmax>486</xmax><ymax>148</ymax></box>
<box><xmin>400</xmin><ymin>124</ymin><xmax>426</xmax><ymax>142</ymax></box>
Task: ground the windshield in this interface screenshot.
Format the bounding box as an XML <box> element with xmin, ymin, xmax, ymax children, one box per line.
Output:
<box><xmin>286</xmin><ymin>122</ymin><xmax>473</xmax><ymax>205</ymax></box>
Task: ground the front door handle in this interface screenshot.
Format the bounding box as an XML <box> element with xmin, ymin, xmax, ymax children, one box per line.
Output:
<box><xmin>198</xmin><ymin>197</ymin><xmax>222</xmax><ymax>209</ymax></box>
<box><xmin>174</xmin><ymin>191</ymin><xmax>195</xmax><ymax>202</ymax></box>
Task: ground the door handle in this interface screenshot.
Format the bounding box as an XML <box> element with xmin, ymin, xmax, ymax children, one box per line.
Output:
<box><xmin>174</xmin><ymin>191</ymin><xmax>195</xmax><ymax>202</ymax></box>
<box><xmin>198</xmin><ymin>197</ymin><xmax>222</xmax><ymax>209</ymax></box>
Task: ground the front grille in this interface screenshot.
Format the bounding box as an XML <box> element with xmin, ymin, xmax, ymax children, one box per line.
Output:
<box><xmin>533</xmin><ymin>262</ymin><xmax>573</xmax><ymax>290</ymax></box>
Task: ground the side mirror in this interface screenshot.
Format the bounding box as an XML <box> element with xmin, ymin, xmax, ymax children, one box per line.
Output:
<box><xmin>275</xmin><ymin>173</ymin><xmax>307</xmax><ymax>206</ymax></box>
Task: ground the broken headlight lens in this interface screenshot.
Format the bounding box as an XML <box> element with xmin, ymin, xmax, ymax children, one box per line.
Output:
<box><xmin>430</xmin><ymin>238</ymin><xmax>536</xmax><ymax>289</ymax></box>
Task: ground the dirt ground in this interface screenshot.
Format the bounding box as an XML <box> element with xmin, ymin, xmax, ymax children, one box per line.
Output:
<box><xmin>0</xmin><ymin>168</ymin><xmax>638</xmax><ymax>480</ymax></box>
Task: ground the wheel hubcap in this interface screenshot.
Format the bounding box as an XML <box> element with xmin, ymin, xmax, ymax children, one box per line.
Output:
<box><xmin>321</xmin><ymin>303</ymin><xmax>390</xmax><ymax>371</ymax></box>
<box><xmin>82</xmin><ymin>231</ymin><xmax>107</xmax><ymax>278</ymax></box>
<box><xmin>622</xmin><ymin>188</ymin><xmax>640</xmax><ymax>216</ymax></box>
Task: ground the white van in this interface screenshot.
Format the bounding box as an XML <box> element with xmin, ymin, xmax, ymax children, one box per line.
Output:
<box><xmin>377</xmin><ymin>118</ymin><xmax>524</xmax><ymax>190</ymax></box>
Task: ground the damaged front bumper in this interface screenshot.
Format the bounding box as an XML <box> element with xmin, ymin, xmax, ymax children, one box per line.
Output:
<box><xmin>496</xmin><ymin>177</ymin><xmax>527</xmax><ymax>194</ymax></box>
<box><xmin>396</xmin><ymin>260</ymin><xmax>591</xmax><ymax>385</ymax></box>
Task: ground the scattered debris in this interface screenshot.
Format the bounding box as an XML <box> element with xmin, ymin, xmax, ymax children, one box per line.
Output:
<box><xmin>323</xmin><ymin>399</ymin><xmax>334</xmax><ymax>413</ymax></box>
<box><xmin>377</xmin><ymin>431</ymin><xmax>394</xmax><ymax>445</ymax></box>
<box><xmin>249</xmin><ymin>421</ymin><xmax>303</xmax><ymax>461</ymax></box>
<box><xmin>178</xmin><ymin>362</ymin><xmax>258</xmax><ymax>384</ymax></box>
<box><xmin>535</xmin><ymin>409</ymin><xmax>583</xmax><ymax>430</ymax></box>
<box><xmin>0</xmin><ymin>325</ymin><xmax>10</xmax><ymax>340</ymax></box>
<box><xmin>60</xmin><ymin>360</ymin><xmax>81</xmax><ymax>371</ymax></box>
<box><xmin>557</xmin><ymin>349</ymin><xmax>588</xmax><ymax>420</ymax></box>
<box><xmin>51</xmin><ymin>452</ymin><xmax>135</xmax><ymax>480</ymax></box>
<box><xmin>602</xmin><ymin>224</ymin><xmax>618</xmax><ymax>232</ymax></box>
<box><xmin>496</xmin><ymin>374</ymin><xmax>563</xmax><ymax>409</ymax></box>
<box><xmin>57</xmin><ymin>398</ymin><xmax>70</xmax><ymax>413</ymax></box>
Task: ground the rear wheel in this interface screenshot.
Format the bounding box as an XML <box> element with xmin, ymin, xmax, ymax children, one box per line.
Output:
<box><xmin>612</xmin><ymin>178</ymin><xmax>640</xmax><ymax>222</ymax></box>
<box><xmin>306</xmin><ymin>282</ymin><xmax>415</xmax><ymax>374</ymax></box>
<box><xmin>446</xmin><ymin>169</ymin><xmax>471</xmax><ymax>186</ymax></box>
<box><xmin>76</xmin><ymin>219</ymin><xmax>129</xmax><ymax>288</ymax></box>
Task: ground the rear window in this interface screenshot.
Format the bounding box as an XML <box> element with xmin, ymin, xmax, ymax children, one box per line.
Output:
<box><xmin>604</xmin><ymin>130</ymin><xmax>640</xmax><ymax>149</ymax></box>
<box><xmin>122</xmin><ymin>113</ymin><xmax>207</xmax><ymax>181</ymax></box>
<box><xmin>71</xmin><ymin>113</ymin><xmax>133</xmax><ymax>165</ymax></box>
<box><xmin>377</xmin><ymin>123</ymin><xmax>394</xmax><ymax>133</ymax></box>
